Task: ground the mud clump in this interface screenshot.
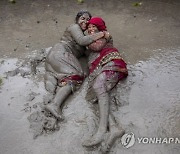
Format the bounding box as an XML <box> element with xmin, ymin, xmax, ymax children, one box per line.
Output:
<box><xmin>27</xmin><ymin>111</ymin><xmax>60</xmax><ymax>139</ymax></box>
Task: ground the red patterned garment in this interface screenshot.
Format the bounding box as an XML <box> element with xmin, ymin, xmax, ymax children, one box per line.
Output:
<box><xmin>89</xmin><ymin>46</ymin><xmax>128</xmax><ymax>81</ymax></box>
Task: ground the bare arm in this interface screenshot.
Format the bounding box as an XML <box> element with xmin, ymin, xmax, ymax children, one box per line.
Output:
<box><xmin>69</xmin><ymin>24</ymin><xmax>105</xmax><ymax>46</ymax></box>
<box><xmin>88</xmin><ymin>38</ymin><xmax>107</xmax><ymax>51</ymax></box>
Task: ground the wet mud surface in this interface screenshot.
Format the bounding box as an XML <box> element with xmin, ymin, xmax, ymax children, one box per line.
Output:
<box><xmin>0</xmin><ymin>0</ymin><xmax>180</xmax><ymax>154</ymax></box>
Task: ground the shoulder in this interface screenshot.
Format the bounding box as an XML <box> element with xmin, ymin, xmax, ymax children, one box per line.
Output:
<box><xmin>67</xmin><ymin>24</ymin><xmax>81</xmax><ymax>31</ymax></box>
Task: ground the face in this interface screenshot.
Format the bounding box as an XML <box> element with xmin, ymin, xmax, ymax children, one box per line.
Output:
<box><xmin>78</xmin><ymin>13</ymin><xmax>90</xmax><ymax>31</ymax></box>
<box><xmin>87</xmin><ymin>24</ymin><xmax>99</xmax><ymax>34</ymax></box>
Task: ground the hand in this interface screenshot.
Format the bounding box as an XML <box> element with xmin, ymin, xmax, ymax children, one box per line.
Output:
<box><xmin>103</xmin><ymin>31</ymin><xmax>110</xmax><ymax>40</ymax></box>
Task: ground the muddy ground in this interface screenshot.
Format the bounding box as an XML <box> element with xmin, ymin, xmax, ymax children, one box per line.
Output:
<box><xmin>0</xmin><ymin>0</ymin><xmax>180</xmax><ymax>154</ymax></box>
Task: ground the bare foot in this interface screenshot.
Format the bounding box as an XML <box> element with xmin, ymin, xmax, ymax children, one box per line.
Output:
<box><xmin>43</xmin><ymin>117</ymin><xmax>58</xmax><ymax>131</ymax></box>
<box><xmin>82</xmin><ymin>131</ymin><xmax>105</xmax><ymax>147</ymax></box>
<box><xmin>43</xmin><ymin>104</ymin><xmax>64</xmax><ymax>121</ymax></box>
<box><xmin>100</xmin><ymin>126</ymin><xmax>125</xmax><ymax>153</ymax></box>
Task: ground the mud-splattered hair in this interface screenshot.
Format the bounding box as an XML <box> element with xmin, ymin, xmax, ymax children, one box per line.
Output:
<box><xmin>75</xmin><ymin>10</ymin><xmax>92</xmax><ymax>23</ymax></box>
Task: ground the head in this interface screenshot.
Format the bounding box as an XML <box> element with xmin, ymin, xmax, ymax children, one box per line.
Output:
<box><xmin>75</xmin><ymin>10</ymin><xmax>92</xmax><ymax>31</ymax></box>
<box><xmin>87</xmin><ymin>17</ymin><xmax>107</xmax><ymax>34</ymax></box>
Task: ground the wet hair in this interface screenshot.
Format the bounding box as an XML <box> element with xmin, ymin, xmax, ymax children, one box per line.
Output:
<box><xmin>75</xmin><ymin>10</ymin><xmax>92</xmax><ymax>23</ymax></box>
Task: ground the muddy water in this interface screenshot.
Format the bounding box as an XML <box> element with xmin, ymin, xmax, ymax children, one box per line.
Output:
<box><xmin>114</xmin><ymin>48</ymin><xmax>180</xmax><ymax>153</ymax></box>
<box><xmin>0</xmin><ymin>0</ymin><xmax>180</xmax><ymax>154</ymax></box>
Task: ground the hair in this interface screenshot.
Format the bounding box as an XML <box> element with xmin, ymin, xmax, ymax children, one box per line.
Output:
<box><xmin>75</xmin><ymin>10</ymin><xmax>92</xmax><ymax>23</ymax></box>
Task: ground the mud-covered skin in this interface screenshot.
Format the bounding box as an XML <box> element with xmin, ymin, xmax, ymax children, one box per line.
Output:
<box><xmin>78</xmin><ymin>13</ymin><xmax>91</xmax><ymax>31</ymax></box>
<box><xmin>83</xmin><ymin>23</ymin><xmax>127</xmax><ymax>149</ymax></box>
<box><xmin>43</xmin><ymin>84</ymin><xmax>72</xmax><ymax>121</ymax></box>
<box><xmin>44</xmin><ymin>14</ymin><xmax>105</xmax><ymax>120</ymax></box>
<box><xmin>83</xmin><ymin>72</ymin><xmax>125</xmax><ymax>148</ymax></box>
<box><xmin>100</xmin><ymin>113</ymin><xmax>125</xmax><ymax>153</ymax></box>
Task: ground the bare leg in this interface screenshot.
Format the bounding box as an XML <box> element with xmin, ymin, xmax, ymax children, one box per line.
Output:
<box><xmin>43</xmin><ymin>84</ymin><xmax>72</xmax><ymax>120</ymax></box>
<box><xmin>83</xmin><ymin>72</ymin><xmax>109</xmax><ymax>147</ymax></box>
<box><xmin>101</xmin><ymin>113</ymin><xmax>125</xmax><ymax>153</ymax></box>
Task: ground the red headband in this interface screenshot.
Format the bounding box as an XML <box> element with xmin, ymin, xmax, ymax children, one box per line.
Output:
<box><xmin>87</xmin><ymin>17</ymin><xmax>107</xmax><ymax>31</ymax></box>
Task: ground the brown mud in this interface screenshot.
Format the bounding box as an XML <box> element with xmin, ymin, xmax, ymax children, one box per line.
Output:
<box><xmin>0</xmin><ymin>0</ymin><xmax>180</xmax><ymax>154</ymax></box>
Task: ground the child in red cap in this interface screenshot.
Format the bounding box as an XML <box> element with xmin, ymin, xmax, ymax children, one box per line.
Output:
<box><xmin>83</xmin><ymin>17</ymin><xmax>128</xmax><ymax>150</ymax></box>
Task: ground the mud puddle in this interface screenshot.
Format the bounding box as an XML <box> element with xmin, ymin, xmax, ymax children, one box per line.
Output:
<box><xmin>0</xmin><ymin>47</ymin><xmax>179</xmax><ymax>154</ymax></box>
<box><xmin>0</xmin><ymin>0</ymin><xmax>180</xmax><ymax>153</ymax></box>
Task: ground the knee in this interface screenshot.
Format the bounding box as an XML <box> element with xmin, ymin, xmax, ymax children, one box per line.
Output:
<box><xmin>44</xmin><ymin>81</ymin><xmax>56</xmax><ymax>94</ymax></box>
<box><xmin>44</xmin><ymin>73</ymin><xmax>57</xmax><ymax>85</ymax></box>
<box><xmin>93</xmin><ymin>73</ymin><xmax>107</xmax><ymax>92</ymax></box>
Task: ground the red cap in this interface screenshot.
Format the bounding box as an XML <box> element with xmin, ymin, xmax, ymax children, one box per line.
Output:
<box><xmin>87</xmin><ymin>17</ymin><xmax>107</xmax><ymax>31</ymax></box>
